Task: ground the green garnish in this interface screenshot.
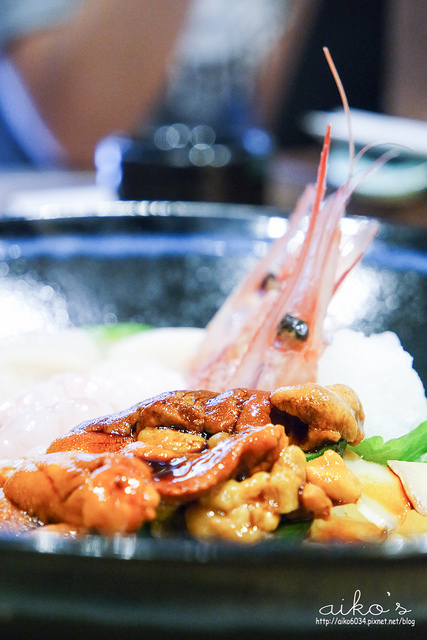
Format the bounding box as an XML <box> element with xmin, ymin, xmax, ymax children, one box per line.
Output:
<box><xmin>275</xmin><ymin>519</ymin><xmax>312</xmax><ymax>542</ymax></box>
<box><xmin>305</xmin><ymin>438</ymin><xmax>348</xmax><ymax>462</ymax></box>
<box><xmin>86</xmin><ymin>322</ymin><xmax>151</xmax><ymax>344</ymax></box>
<box><xmin>349</xmin><ymin>420</ymin><xmax>427</xmax><ymax>464</ymax></box>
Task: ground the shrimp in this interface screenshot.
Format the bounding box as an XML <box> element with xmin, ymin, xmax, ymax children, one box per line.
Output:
<box><xmin>187</xmin><ymin>49</ymin><xmax>379</xmax><ymax>392</ymax></box>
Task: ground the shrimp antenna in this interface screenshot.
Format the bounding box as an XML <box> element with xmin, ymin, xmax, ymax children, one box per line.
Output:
<box><xmin>323</xmin><ymin>46</ymin><xmax>355</xmax><ymax>177</ymax></box>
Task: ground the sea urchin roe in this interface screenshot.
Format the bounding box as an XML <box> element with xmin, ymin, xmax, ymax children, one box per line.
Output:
<box><xmin>47</xmin><ymin>388</ymin><xmax>273</xmax><ymax>458</ymax></box>
<box><xmin>0</xmin><ymin>488</ymin><xmax>39</xmax><ymax>534</ymax></box>
<box><xmin>306</xmin><ymin>449</ymin><xmax>361</xmax><ymax>504</ymax></box>
<box><xmin>308</xmin><ymin>452</ymin><xmax>413</xmax><ymax>544</ymax></box>
<box><xmin>185</xmin><ymin>444</ymin><xmax>306</xmax><ymax>543</ymax></box>
<box><xmin>137</xmin><ymin>427</ymin><xmax>206</xmax><ymax>454</ymax></box>
<box><xmin>4</xmin><ymin>452</ymin><xmax>160</xmax><ymax>534</ymax></box>
<box><xmin>300</xmin><ymin>482</ymin><xmax>332</xmax><ymax>520</ymax></box>
<box><xmin>271</xmin><ymin>382</ymin><xmax>364</xmax><ymax>450</ymax></box>
<box><xmin>0</xmin><ymin>382</ymin><xmax>371</xmax><ymax>540</ymax></box>
<box><xmin>121</xmin><ymin>428</ymin><xmax>207</xmax><ymax>462</ymax></box>
<box><xmin>152</xmin><ymin>423</ymin><xmax>286</xmax><ymax>500</ymax></box>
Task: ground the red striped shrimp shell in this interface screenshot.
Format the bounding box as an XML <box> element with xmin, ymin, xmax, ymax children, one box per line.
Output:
<box><xmin>187</xmin><ymin>48</ymin><xmax>380</xmax><ymax>392</ymax></box>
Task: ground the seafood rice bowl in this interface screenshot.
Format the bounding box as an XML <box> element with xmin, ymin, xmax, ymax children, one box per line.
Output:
<box><xmin>0</xmin><ymin>48</ymin><xmax>426</xmax><ymax>546</ymax></box>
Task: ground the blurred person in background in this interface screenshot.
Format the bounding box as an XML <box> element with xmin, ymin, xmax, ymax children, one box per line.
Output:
<box><xmin>0</xmin><ymin>0</ymin><xmax>316</xmax><ymax>172</ymax></box>
<box><xmin>0</xmin><ymin>0</ymin><xmax>191</xmax><ymax>168</ymax></box>
<box><xmin>0</xmin><ymin>0</ymin><xmax>412</xmax><ymax>174</ymax></box>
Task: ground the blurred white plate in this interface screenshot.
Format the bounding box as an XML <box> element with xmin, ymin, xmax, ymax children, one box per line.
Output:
<box><xmin>303</xmin><ymin>109</ymin><xmax>427</xmax><ymax>202</ymax></box>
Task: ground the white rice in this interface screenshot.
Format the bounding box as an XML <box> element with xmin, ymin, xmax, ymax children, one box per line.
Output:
<box><xmin>0</xmin><ymin>328</ymin><xmax>195</xmax><ymax>460</ymax></box>
<box><xmin>317</xmin><ymin>329</ymin><xmax>427</xmax><ymax>440</ymax></box>
<box><xmin>0</xmin><ymin>326</ymin><xmax>425</xmax><ymax>460</ymax></box>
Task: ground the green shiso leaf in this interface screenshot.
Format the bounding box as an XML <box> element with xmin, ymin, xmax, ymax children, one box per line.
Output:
<box><xmin>349</xmin><ymin>420</ymin><xmax>427</xmax><ymax>465</ymax></box>
<box><xmin>275</xmin><ymin>519</ymin><xmax>312</xmax><ymax>541</ymax></box>
<box><xmin>305</xmin><ymin>438</ymin><xmax>347</xmax><ymax>462</ymax></box>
